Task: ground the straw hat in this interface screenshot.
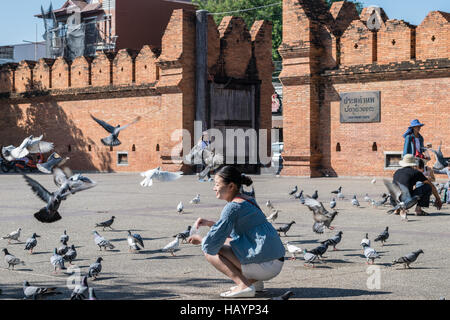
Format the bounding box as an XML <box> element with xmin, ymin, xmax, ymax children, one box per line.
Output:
<box><xmin>399</xmin><ymin>154</ymin><xmax>418</xmax><ymax>167</ymax></box>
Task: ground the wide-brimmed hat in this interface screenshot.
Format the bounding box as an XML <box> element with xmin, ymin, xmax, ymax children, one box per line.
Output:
<box><xmin>399</xmin><ymin>154</ymin><xmax>418</xmax><ymax>167</ymax></box>
<box><xmin>409</xmin><ymin>119</ymin><xmax>425</xmax><ymax>128</ymax></box>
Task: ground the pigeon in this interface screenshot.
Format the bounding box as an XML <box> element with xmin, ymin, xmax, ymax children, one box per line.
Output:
<box><xmin>298</xmin><ymin>192</ymin><xmax>306</xmax><ymax>204</ymax></box>
<box><xmin>240</xmin><ymin>185</ymin><xmax>255</xmax><ymax>198</ymax></box>
<box><xmin>88</xmin><ymin>257</ymin><xmax>103</xmax><ymax>280</ymax></box>
<box><xmin>90</xmin><ymin>114</ymin><xmax>141</xmax><ymax>146</ymax></box>
<box><xmin>71</xmin><ymin>276</ymin><xmax>89</xmax><ymax>300</ymax></box>
<box><xmin>57</xmin><ymin>240</ymin><xmax>69</xmax><ymax>256</ymax></box>
<box><xmin>9</xmin><ymin>135</ymin><xmax>54</xmax><ymax>160</ymax></box>
<box><xmin>89</xmin><ymin>287</ymin><xmax>98</xmax><ymax>300</ymax></box>
<box><xmin>266</xmin><ymin>210</ymin><xmax>279</xmax><ymax>223</ymax></box>
<box><xmin>285</xmin><ymin>242</ymin><xmax>302</xmax><ymax>260</ymax></box>
<box><xmin>266</xmin><ymin>200</ymin><xmax>274</xmax><ymax>211</ymax></box>
<box><xmin>330</xmin><ymin>198</ymin><xmax>336</xmax><ymax>209</ymax></box>
<box><xmin>23</xmin><ymin>281</ymin><xmax>60</xmax><ymax>300</ymax></box>
<box><xmin>276</xmin><ymin>221</ymin><xmax>295</xmax><ymax>237</ymax></box>
<box><xmin>351</xmin><ymin>195</ymin><xmax>360</xmax><ymax>207</ymax></box>
<box><xmin>190</xmin><ymin>194</ymin><xmax>200</xmax><ymax>204</ymax></box>
<box><xmin>63</xmin><ymin>245</ymin><xmax>77</xmax><ymax>265</ymax></box>
<box><xmin>140</xmin><ymin>167</ymin><xmax>183</xmax><ymax>187</ymax></box>
<box><xmin>177</xmin><ymin>201</ymin><xmax>184</xmax><ymax>214</ymax></box>
<box><xmin>392</xmin><ymin>249</ymin><xmax>424</xmax><ymax>269</ymax></box>
<box><xmin>294</xmin><ymin>190</ymin><xmax>303</xmax><ymax>199</ymax></box>
<box><xmin>371</xmin><ymin>178</ymin><xmax>377</xmax><ymax>184</ymax></box>
<box><xmin>364</xmin><ymin>193</ymin><xmax>371</xmax><ymax>202</ymax></box>
<box><xmin>383</xmin><ymin>179</ymin><xmax>420</xmax><ymax>217</ymax></box>
<box><xmin>50</xmin><ymin>248</ymin><xmax>65</xmax><ymax>273</ymax></box>
<box><xmin>371</xmin><ymin>197</ymin><xmax>388</xmax><ymax>208</ymax></box>
<box><xmin>1</xmin><ymin>145</ymin><xmax>16</xmax><ymax>162</ymax></box>
<box><xmin>24</xmin><ymin>233</ymin><xmax>39</xmax><ymax>254</ymax></box>
<box><xmin>311</xmin><ymin>190</ymin><xmax>319</xmax><ymax>200</ymax></box>
<box><xmin>186</xmin><ymin>146</ymin><xmax>223</xmax><ymax>180</ymax></box>
<box><xmin>36</xmin><ymin>152</ymin><xmax>69</xmax><ymax>174</ymax></box>
<box><xmin>428</xmin><ymin>142</ymin><xmax>448</xmax><ymax>170</ymax></box>
<box><xmin>60</xmin><ymin>230</ymin><xmax>69</xmax><ymax>243</ymax></box>
<box><xmin>337</xmin><ymin>190</ymin><xmax>345</xmax><ymax>200</ymax></box>
<box><xmin>321</xmin><ymin>231</ymin><xmax>343</xmax><ymax>251</ymax></box>
<box><xmin>374</xmin><ymin>227</ymin><xmax>389</xmax><ymax>246</ymax></box>
<box><xmin>289</xmin><ymin>185</ymin><xmax>298</xmax><ymax>196</ymax></box>
<box><xmin>331</xmin><ymin>186</ymin><xmax>342</xmax><ymax>194</ymax></box>
<box><xmin>93</xmin><ymin>231</ymin><xmax>115</xmax><ymax>251</ymax></box>
<box><xmin>95</xmin><ymin>216</ymin><xmax>116</xmax><ymax>231</ymax></box>
<box><xmin>304</xmin><ymin>196</ymin><xmax>338</xmax><ymax>233</ymax></box>
<box><xmin>2</xmin><ymin>228</ymin><xmax>22</xmax><ymax>244</ymax></box>
<box><xmin>2</xmin><ymin>248</ymin><xmax>25</xmax><ymax>269</ymax></box>
<box><xmin>173</xmin><ymin>226</ymin><xmax>192</xmax><ymax>243</ymax></box>
<box><xmin>361</xmin><ymin>233</ymin><xmax>371</xmax><ymax>247</ymax></box>
<box><xmin>361</xmin><ymin>242</ymin><xmax>380</xmax><ymax>264</ymax></box>
<box><xmin>302</xmin><ymin>249</ymin><xmax>319</xmax><ymax>267</ymax></box>
<box><xmin>162</xmin><ymin>235</ymin><xmax>180</xmax><ymax>256</ymax></box>
<box><xmin>127</xmin><ymin>231</ymin><xmax>144</xmax><ymax>252</ymax></box>
<box><xmin>269</xmin><ymin>291</ymin><xmax>294</xmax><ymax>300</ymax></box>
<box><xmin>308</xmin><ymin>242</ymin><xmax>329</xmax><ymax>259</ymax></box>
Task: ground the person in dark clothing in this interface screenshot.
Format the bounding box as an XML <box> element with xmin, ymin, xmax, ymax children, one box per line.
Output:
<box><xmin>393</xmin><ymin>154</ymin><xmax>442</xmax><ymax>215</ymax></box>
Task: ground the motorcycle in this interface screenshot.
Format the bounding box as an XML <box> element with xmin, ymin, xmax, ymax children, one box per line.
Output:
<box><xmin>0</xmin><ymin>153</ymin><xmax>43</xmax><ymax>173</ymax></box>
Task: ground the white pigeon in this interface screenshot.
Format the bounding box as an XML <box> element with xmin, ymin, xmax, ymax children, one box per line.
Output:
<box><xmin>285</xmin><ymin>242</ymin><xmax>302</xmax><ymax>260</ymax></box>
<box><xmin>140</xmin><ymin>167</ymin><xmax>183</xmax><ymax>187</ymax></box>
<box><xmin>337</xmin><ymin>191</ymin><xmax>345</xmax><ymax>200</ymax></box>
<box><xmin>177</xmin><ymin>201</ymin><xmax>184</xmax><ymax>214</ymax></box>
<box><xmin>2</xmin><ymin>228</ymin><xmax>22</xmax><ymax>244</ymax></box>
<box><xmin>50</xmin><ymin>248</ymin><xmax>65</xmax><ymax>273</ymax></box>
<box><xmin>93</xmin><ymin>231</ymin><xmax>115</xmax><ymax>251</ymax></box>
<box><xmin>10</xmin><ymin>135</ymin><xmax>54</xmax><ymax>159</ymax></box>
<box><xmin>162</xmin><ymin>235</ymin><xmax>180</xmax><ymax>256</ymax></box>
<box><xmin>361</xmin><ymin>243</ymin><xmax>380</xmax><ymax>264</ymax></box>
<box><xmin>361</xmin><ymin>233</ymin><xmax>371</xmax><ymax>247</ymax></box>
<box><xmin>302</xmin><ymin>249</ymin><xmax>319</xmax><ymax>267</ymax></box>
<box><xmin>266</xmin><ymin>210</ymin><xmax>279</xmax><ymax>222</ymax></box>
<box><xmin>190</xmin><ymin>194</ymin><xmax>200</xmax><ymax>204</ymax></box>
<box><xmin>351</xmin><ymin>195</ymin><xmax>360</xmax><ymax>207</ymax></box>
<box><xmin>371</xmin><ymin>178</ymin><xmax>377</xmax><ymax>184</ymax></box>
<box><xmin>364</xmin><ymin>194</ymin><xmax>371</xmax><ymax>202</ymax></box>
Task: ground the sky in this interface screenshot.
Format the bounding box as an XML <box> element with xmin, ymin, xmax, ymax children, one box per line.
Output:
<box><xmin>0</xmin><ymin>0</ymin><xmax>449</xmax><ymax>46</ymax></box>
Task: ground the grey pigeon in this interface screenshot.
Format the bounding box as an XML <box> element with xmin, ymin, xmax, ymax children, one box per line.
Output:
<box><xmin>302</xmin><ymin>249</ymin><xmax>319</xmax><ymax>267</ymax></box>
<box><xmin>71</xmin><ymin>276</ymin><xmax>89</xmax><ymax>300</ymax></box>
<box><xmin>2</xmin><ymin>248</ymin><xmax>25</xmax><ymax>269</ymax></box>
<box><xmin>289</xmin><ymin>186</ymin><xmax>298</xmax><ymax>196</ymax></box>
<box><xmin>90</xmin><ymin>114</ymin><xmax>141</xmax><ymax>147</ymax></box>
<box><xmin>321</xmin><ymin>231</ymin><xmax>343</xmax><ymax>251</ymax></box>
<box><xmin>60</xmin><ymin>230</ymin><xmax>69</xmax><ymax>243</ymax></box>
<box><xmin>428</xmin><ymin>142</ymin><xmax>448</xmax><ymax>170</ymax></box>
<box><xmin>330</xmin><ymin>198</ymin><xmax>336</xmax><ymax>209</ymax></box>
<box><xmin>24</xmin><ymin>233</ymin><xmax>39</xmax><ymax>254</ymax></box>
<box><xmin>266</xmin><ymin>200</ymin><xmax>274</xmax><ymax>211</ymax></box>
<box><xmin>351</xmin><ymin>195</ymin><xmax>360</xmax><ymax>207</ymax></box>
<box><xmin>361</xmin><ymin>242</ymin><xmax>380</xmax><ymax>264</ymax></box>
<box><xmin>276</xmin><ymin>221</ymin><xmax>295</xmax><ymax>236</ymax></box>
<box><xmin>331</xmin><ymin>186</ymin><xmax>342</xmax><ymax>194</ymax></box>
<box><xmin>269</xmin><ymin>291</ymin><xmax>294</xmax><ymax>300</ymax></box>
<box><xmin>8</xmin><ymin>135</ymin><xmax>53</xmax><ymax>160</ymax></box>
<box><xmin>2</xmin><ymin>228</ymin><xmax>22</xmax><ymax>243</ymax></box>
<box><xmin>63</xmin><ymin>245</ymin><xmax>77</xmax><ymax>265</ymax></box>
<box><xmin>36</xmin><ymin>152</ymin><xmax>69</xmax><ymax>174</ymax></box>
<box><xmin>361</xmin><ymin>233</ymin><xmax>371</xmax><ymax>247</ymax></box>
<box><xmin>190</xmin><ymin>194</ymin><xmax>200</xmax><ymax>204</ymax></box>
<box><xmin>177</xmin><ymin>201</ymin><xmax>184</xmax><ymax>214</ymax></box>
<box><xmin>95</xmin><ymin>216</ymin><xmax>116</xmax><ymax>231</ymax></box>
<box><xmin>93</xmin><ymin>231</ymin><xmax>115</xmax><ymax>251</ymax></box>
<box><xmin>374</xmin><ymin>227</ymin><xmax>389</xmax><ymax>246</ymax></box>
<box><xmin>197</xmin><ymin>149</ymin><xmax>224</xmax><ymax>180</ymax></box>
<box><xmin>392</xmin><ymin>249</ymin><xmax>424</xmax><ymax>269</ymax></box>
<box><xmin>383</xmin><ymin>179</ymin><xmax>420</xmax><ymax>216</ymax></box>
<box><xmin>57</xmin><ymin>240</ymin><xmax>69</xmax><ymax>256</ymax></box>
<box><xmin>240</xmin><ymin>185</ymin><xmax>255</xmax><ymax>198</ymax></box>
<box><xmin>311</xmin><ymin>190</ymin><xmax>319</xmax><ymax>200</ymax></box>
<box><xmin>308</xmin><ymin>242</ymin><xmax>329</xmax><ymax>259</ymax></box>
<box><xmin>294</xmin><ymin>190</ymin><xmax>303</xmax><ymax>199</ymax></box>
<box><xmin>304</xmin><ymin>196</ymin><xmax>338</xmax><ymax>233</ymax></box>
<box><xmin>89</xmin><ymin>287</ymin><xmax>98</xmax><ymax>300</ymax></box>
<box><xmin>23</xmin><ymin>281</ymin><xmax>60</xmax><ymax>300</ymax></box>
<box><xmin>267</xmin><ymin>210</ymin><xmax>280</xmax><ymax>223</ymax></box>
<box><xmin>371</xmin><ymin>196</ymin><xmax>388</xmax><ymax>208</ymax></box>
<box><xmin>50</xmin><ymin>248</ymin><xmax>65</xmax><ymax>273</ymax></box>
<box><xmin>88</xmin><ymin>257</ymin><xmax>103</xmax><ymax>280</ymax></box>
<box><xmin>173</xmin><ymin>226</ymin><xmax>192</xmax><ymax>243</ymax></box>
<box><xmin>364</xmin><ymin>193</ymin><xmax>371</xmax><ymax>202</ymax></box>
<box><xmin>127</xmin><ymin>231</ymin><xmax>144</xmax><ymax>251</ymax></box>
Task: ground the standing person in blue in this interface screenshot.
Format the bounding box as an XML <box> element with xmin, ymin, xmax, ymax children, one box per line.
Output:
<box><xmin>187</xmin><ymin>166</ymin><xmax>285</xmax><ymax>298</ymax></box>
<box><xmin>402</xmin><ymin>119</ymin><xmax>431</xmax><ymax>161</ymax></box>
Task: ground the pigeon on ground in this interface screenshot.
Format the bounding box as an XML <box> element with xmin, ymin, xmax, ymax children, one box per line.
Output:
<box><xmin>285</xmin><ymin>242</ymin><xmax>302</xmax><ymax>260</ymax></box>
<box><xmin>371</xmin><ymin>196</ymin><xmax>388</xmax><ymax>208</ymax></box>
<box><xmin>364</xmin><ymin>193</ymin><xmax>371</xmax><ymax>202</ymax></box>
<box><xmin>384</xmin><ymin>179</ymin><xmax>420</xmax><ymax>218</ymax></box>
<box><xmin>311</xmin><ymin>190</ymin><xmax>319</xmax><ymax>200</ymax></box>
<box><xmin>95</xmin><ymin>216</ymin><xmax>116</xmax><ymax>231</ymax></box>
<box><xmin>57</xmin><ymin>240</ymin><xmax>69</xmax><ymax>256</ymax></box>
<box><xmin>63</xmin><ymin>245</ymin><xmax>77</xmax><ymax>265</ymax></box>
<box><xmin>2</xmin><ymin>248</ymin><xmax>25</xmax><ymax>269</ymax></box>
<box><xmin>266</xmin><ymin>210</ymin><xmax>279</xmax><ymax>223</ymax></box>
<box><xmin>89</xmin><ymin>287</ymin><xmax>98</xmax><ymax>300</ymax></box>
<box><xmin>302</xmin><ymin>249</ymin><xmax>319</xmax><ymax>267</ymax></box>
<box><xmin>140</xmin><ymin>167</ymin><xmax>183</xmax><ymax>187</ymax></box>
<box><xmin>88</xmin><ymin>257</ymin><xmax>103</xmax><ymax>280</ymax></box>
<box><xmin>331</xmin><ymin>186</ymin><xmax>342</xmax><ymax>194</ymax></box>
<box><xmin>351</xmin><ymin>195</ymin><xmax>360</xmax><ymax>207</ymax></box>
<box><xmin>60</xmin><ymin>230</ymin><xmax>69</xmax><ymax>243</ymax></box>
<box><xmin>50</xmin><ymin>248</ymin><xmax>65</xmax><ymax>273</ymax></box>
<box><xmin>374</xmin><ymin>227</ymin><xmax>389</xmax><ymax>246</ymax></box>
<box><xmin>23</xmin><ymin>281</ymin><xmax>61</xmax><ymax>300</ymax></box>
<box><xmin>9</xmin><ymin>135</ymin><xmax>54</xmax><ymax>160</ymax></box>
<box><xmin>392</xmin><ymin>249</ymin><xmax>424</xmax><ymax>269</ymax></box>
<box><xmin>90</xmin><ymin>114</ymin><xmax>141</xmax><ymax>147</ymax></box>
<box><xmin>71</xmin><ymin>276</ymin><xmax>89</xmax><ymax>300</ymax></box>
<box><xmin>308</xmin><ymin>243</ymin><xmax>329</xmax><ymax>259</ymax></box>
<box><xmin>36</xmin><ymin>152</ymin><xmax>69</xmax><ymax>174</ymax></box>
<box><xmin>24</xmin><ymin>233</ymin><xmax>39</xmax><ymax>254</ymax></box>
<box><xmin>269</xmin><ymin>291</ymin><xmax>295</xmax><ymax>300</ymax></box>
<box><xmin>173</xmin><ymin>226</ymin><xmax>192</xmax><ymax>243</ymax></box>
<box><xmin>190</xmin><ymin>194</ymin><xmax>200</xmax><ymax>204</ymax></box>
<box><xmin>162</xmin><ymin>235</ymin><xmax>180</xmax><ymax>256</ymax></box>
<box><xmin>299</xmin><ymin>192</ymin><xmax>306</xmax><ymax>204</ymax></box>
<box><xmin>294</xmin><ymin>190</ymin><xmax>303</xmax><ymax>199</ymax></box>
<box><xmin>304</xmin><ymin>196</ymin><xmax>338</xmax><ymax>233</ymax></box>
<box><xmin>330</xmin><ymin>198</ymin><xmax>336</xmax><ymax>209</ymax></box>
<box><xmin>321</xmin><ymin>231</ymin><xmax>343</xmax><ymax>251</ymax></box>
<box><xmin>428</xmin><ymin>142</ymin><xmax>448</xmax><ymax>170</ymax></box>
<box><xmin>93</xmin><ymin>231</ymin><xmax>115</xmax><ymax>251</ymax></box>
<box><xmin>289</xmin><ymin>186</ymin><xmax>298</xmax><ymax>196</ymax></box>
<box><xmin>361</xmin><ymin>242</ymin><xmax>380</xmax><ymax>264</ymax></box>
<box><xmin>177</xmin><ymin>201</ymin><xmax>184</xmax><ymax>214</ymax></box>
<box><xmin>266</xmin><ymin>200</ymin><xmax>274</xmax><ymax>211</ymax></box>
<box><xmin>361</xmin><ymin>233</ymin><xmax>371</xmax><ymax>247</ymax></box>
<box><xmin>276</xmin><ymin>221</ymin><xmax>295</xmax><ymax>237</ymax></box>
<box><xmin>2</xmin><ymin>228</ymin><xmax>22</xmax><ymax>244</ymax></box>
<box><xmin>127</xmin><ymin>231</ymin><xmax>144</xmax><ymax>252</ymax></box>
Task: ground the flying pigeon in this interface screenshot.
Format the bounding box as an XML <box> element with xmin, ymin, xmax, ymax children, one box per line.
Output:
<box><xmin>9</xmin><ymin>135</ymin><xmax>54</xmax><ymax>160</ymax></box>
<box><xmin>89</xmin><ymin>287</ymin><xmax>98</xmax><ymax>300</ymax></box>
<box><xmin>276</xmin><ymin>221</ymin><xmax>295</xmax><ymax>237</ymax></box>
<box><xmin>289</xmin><ymin>186</ymin><xmax>298</xmax><ymax>196</ymax></box>
<box><xmin>285</xmin><ymin>242</ymin><xmax>302</xmax><ymax>260</ymax></box>
<box><xmin>302</xmin><ymin>249</ymin><xmax>319</xmax><ymax>267</ymax></box>
<box><xmin>37</xmin><ymin>152</ymin><xmax>69</xmax><ymax>174</ymax></box>
<box><xmin>71</xmin><ymin>276</ymin><xmax>89</xmax><ymax>300</ymax></box>
<box><xmin>392</xmin><ymin>249</ymin><xmax>424</xmax><ymax>269</ymax></box>
<box><xmin>308</xmin><ymin>242</ymin><xmax>329</xmax><ymax>259</ymax></box>
<box><xmin>50</xmin><ymin>248</ymin><xmax>65</xmax><ymax>273</ymax></box>
<box><xmin>2</xmin><ymin>228</ymin><xmax>22</xmax><ymax>244</ymax></box>
<box><xmin>330</xmin><ymin>198</ymin><xmax>336</xmax><ymax>209</ymax></box>
<box><xmin>428</xmin><ymin>142</ymin><xmax>448</xmax><ymax>170</ymax></box>
<box><xmin>173</xmin><ymin>226</ymin><xmax>192</xmax><ymax>243</ymax></box>
<box><xmin>321</xmin><ymin>231</ymin><xmax>343</xmax><ymax>251</ymax></box>
<box><xmin>371</xmin><ymin>178</ymin><xmax>377</xmax><ymax>184</ymax></box>
<box><xmin>266</xmin><ymin>200</ymin><xmax>274</xmax><ymax>211</ymax></box>
<box><xmin>190</xmin><ymin>194</ymin><xmax>200</xmax><ymax>204</ymax></box>
<box><xmin>269</xmin><ymin>291</ymin><xmax>295</xmax><ymax>300</ymax></box>
<box><xmin>24</xmin><ymin>233</ymin><xmax>39</xmax><ymax>254</ymax></box>
<box><xmin>162</xmin><ymin>235</ymin><xmax>180</xmax><ymax>256</ymax></box>
<box><xmin>140</xmin><ymin>167</ymin><xmax>183</xmax><ymax>187</ymax></box>
<box><xmin>304</xmin><ymin>196</ymin><xmax>338</xmax><ymax>233</ymax></box>
<box><xmin>60</xmin><ymin>230</ymin><xmax>69</xmax><ymax>243</ymax></box>
<box><xmin>197</xmin><ymin>148</ymin><xmax>224</xmax><ymax>180</ymax></box>
<box><xmin>361</xmin><ymin>242</ymin><xmax>380</xmax><ymax>264</ymax></box>
<box><xmin>93</xmin><ymin>231</ymin><xmax>115</xmax><ymax>251</ymax></box>
<box><xmin>95</xmin><ymin>216</ymin><xmax>116</xmax><ymax>231</ymax></box>
<box><xmin>177</xmin><ymin>201</ymin><xmax>184</xmax><ymax>214</ymax></box>
<box><xmin>63</xmin><ymin>245</ymin><xmax>77</xmax><ymax>265</ymax></box>
<box><xmin>127</xmin><ymin>230</ymin><xmax>144</xmax><ymax>252</ymax></box>
<box><xmin>23</xmin><ymin>281</ymin><xmax>61</xmax><ymax>300</ymax></box>
<box><xmin>2</xmin><ymin>248</ymin><xmax>25</xmax><ymax>269</ymax></box>
<box><xmin>383</xmin><ymin>179</ymin><xmax>420</xmax><ymax>218</ymax></box>
<box><xmin>57</xmin><ymin>240</ymin><xmax>69</xmax><ymax>256</ymax></box>
<box><xmin>374</xmin><ymin>227</ymin><xmax>389</xmax><ymax>246</ymax></box>
<box><xmin>361</xmin><ymin>233</ymin><xmax>371</xmax><ymax>247</ymax></box>
<box><xmin>88</xmin><ymin>257</ymin><xmax>103</xmax><ymax>280</ymax></box>
<box><xmin>90</xmin><ymin>114</ymin><xmax>141</xmax><ymax>146</ymax></box>
<box><xmin>351</xmin><ymin>195</ymin><xmax>360</xmax><ymax>207</ymax></box>
<box><xmin>311</xmin><ymin>190</ymin><xmax>319</xmax><ymax>200</ymax></box>
<box><xmin>267</xmin><ymin>210</ymin><xmax>280</xmax><ymax>223</ymax></box>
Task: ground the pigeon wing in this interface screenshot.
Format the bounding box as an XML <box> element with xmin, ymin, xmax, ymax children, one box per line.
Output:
<box><xmin>116</xmin><ymin>116</ymin><xmax>141</xmax><ymax>132</ymax></box>
<box><xmin>155</xmin><ymin>171</ymin><xmax>183</xmax><ymax>182</ymax></box>
<box><xmin>23</xmin><ymin>174</ymin><xmax>52</xmax><ymax>203</ymax></box>
<box><xmin>396</xmin><ymin>182</ymin><xmax>412</xmax><ymax>203</ymax></box>
<box><xmin>53</xmin><ymin>168</ymin><xmax>68</xmax><ymax>187</ymax></box>
<box><xmin>90</xmin><ymin>114</ymin><xmax>115</xmax><ymax>133</ymax></box>
<box><xmin>28</xmin><ymin>140</ymin><xmax>54</xmax><ymax>154</ymax></box>
<box><xmin>383</xmin><ymin>179</ymin><xmax>402</xmax><ymax>203</ymax></box>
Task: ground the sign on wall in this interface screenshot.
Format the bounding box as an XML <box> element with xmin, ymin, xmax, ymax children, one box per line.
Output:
<box><xmin>340</xmin><ymin>91</ymin><xmax>380</xmax><ymax>123</ymax></box>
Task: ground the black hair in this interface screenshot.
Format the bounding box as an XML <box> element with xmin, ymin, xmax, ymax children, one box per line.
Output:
<box><xmin>417</xmin><ymin>159</ymin><xmax>425</xmax><ymax>170</ymax></box>
<box><xmin>216</xmin><ymin>165</ymin><xmax>253</xmax><ymax>189</ymax></box>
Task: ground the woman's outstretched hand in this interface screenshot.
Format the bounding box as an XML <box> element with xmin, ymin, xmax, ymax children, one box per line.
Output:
<box><xmin>194</xmin><ymin>218</ymin><xmax>215</xmax><ymax>229</ymax></box>
<box><xmin>187</xmin><ymin>234</ymin><xmax>202</xmax><ymax>245</ymax></box>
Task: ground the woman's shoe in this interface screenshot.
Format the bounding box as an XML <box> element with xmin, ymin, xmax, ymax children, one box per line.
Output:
<box><xmin>220</xmin><ymin>285</ymin><xmax>255</xmax><ymax>298</ymax></box>
<box><xmin>230</xmin><ymin>281</ymin><xmax>264</xmax><ymax>292</ymax></box>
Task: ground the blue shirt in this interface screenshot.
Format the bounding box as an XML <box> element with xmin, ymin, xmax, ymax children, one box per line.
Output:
<box><xmin>201</xmin><ymin>200</ymin><xmax>285</xmax><ymax>265</ymax></box>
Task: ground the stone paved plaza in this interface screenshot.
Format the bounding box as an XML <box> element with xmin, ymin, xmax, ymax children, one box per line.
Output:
<box><xmin>0</xmin><ymin>172</ymin><xmax>449</xmax><ymax>300</ymax></box>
